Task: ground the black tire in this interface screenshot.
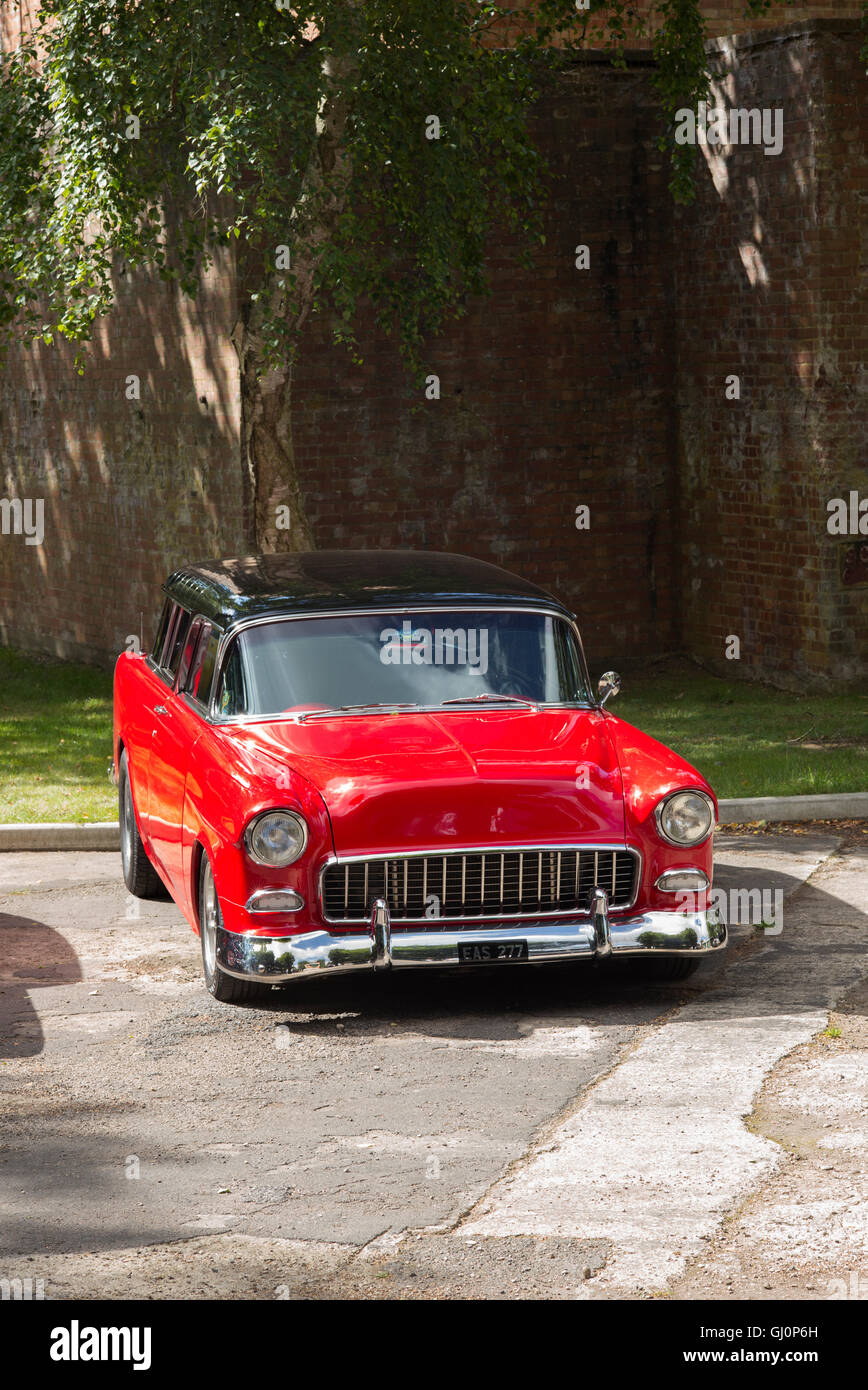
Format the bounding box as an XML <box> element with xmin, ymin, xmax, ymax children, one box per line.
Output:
<box><xmin>635</xmin><ymin>955</ymin><xmax>702</xmax><ymax>981</ymax></box>
<box><xmin>119</xmin><ymin>751</ymin><xmax>164</xmax><ymax>899</ymax></box>
<box><xmin>198</xmin><ymin>852</ymin><xmax>272</xmax><ymax>1005</ymax></box>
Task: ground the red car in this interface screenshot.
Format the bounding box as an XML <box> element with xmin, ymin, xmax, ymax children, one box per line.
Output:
<box><xmin>113</xmin><ymin>551</ymin><xmax>725</xmax><ymax>1003</ymax></box>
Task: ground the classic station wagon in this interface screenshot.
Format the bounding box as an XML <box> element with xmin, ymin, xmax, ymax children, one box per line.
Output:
<box><xmin>113</xmin><ymin>551</ymin><xmax>725</xmax><ymax>1003</ymax></box>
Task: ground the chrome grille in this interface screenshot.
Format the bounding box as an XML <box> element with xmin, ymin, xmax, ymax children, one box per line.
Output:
<box><xmin>321</xmin><ymin>848</ymin><xmax>638</xmax><ymax>923</ymax></box>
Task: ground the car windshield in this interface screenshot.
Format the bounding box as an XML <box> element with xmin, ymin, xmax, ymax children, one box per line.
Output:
<box><xmin>216</xmin><ymin>610</ymin><xmax>591</xmax><ymax>718</ymax></box>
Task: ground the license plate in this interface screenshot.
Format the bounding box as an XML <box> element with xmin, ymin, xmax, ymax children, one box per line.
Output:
<box><xmin>457</xmin><ymin>940</ymin><xmax>528</xmax><ymax>964</ymax></box>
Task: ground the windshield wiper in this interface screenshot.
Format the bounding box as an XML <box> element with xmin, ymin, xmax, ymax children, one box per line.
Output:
<box><xmin>297</xmin><ymin>702</ymin><xmax>422</xmax><ymax>723</ymax></box>
<box><xmin>297</xmin><ymin>695</ymin><xmax>540</xmax><ymax>722</ymax></box>
<box><xmin>439</xmin><ymin>694</ymin><xmax>539</xmax><ymax>710</ymax></box>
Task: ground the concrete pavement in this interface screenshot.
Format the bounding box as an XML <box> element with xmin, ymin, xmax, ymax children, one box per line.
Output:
<box><xmin>0</xmin><ymin>831</ymin><xmax>865</xmax><ymax>1300</ymax></box>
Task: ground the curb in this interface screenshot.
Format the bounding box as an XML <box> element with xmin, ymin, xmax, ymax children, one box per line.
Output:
<box><xmin>717</xmin><ymin>792</ymin><xmax>868</xmax><ymax>824</ymax></box>
<box><xmin>1</xmin><ymin>792</ymin><xmax>866</xmax><ymax>850</ymax></box>
<box><xmin>0</xmin><ymin>822</ymin><xmax>120</xmax><ymax>851</ymax></box>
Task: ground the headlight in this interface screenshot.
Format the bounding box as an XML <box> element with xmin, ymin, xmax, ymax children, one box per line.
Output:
<box><xmin>244</xmin><ymin>810</ymin><xmax>308</xmax><ymax>867</ymax></box>
<box><xmin>655</xmin><ymin>790</ymin><xmax>714</xmax><ymax>847</ymax></box>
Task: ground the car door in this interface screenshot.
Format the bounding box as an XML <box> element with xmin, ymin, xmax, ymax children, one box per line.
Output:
<box><xmin>146</xmin><ymin>608</ymin><xmax>204</xmax><ymax>897</ymax></box>
<box><xmin>118</xmin><ymin>596</ymin><xmax>177</xmax><ymax>832</ymax></box>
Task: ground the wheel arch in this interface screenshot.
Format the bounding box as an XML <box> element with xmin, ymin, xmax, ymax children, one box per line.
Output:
<box><xmin>190</xmin><ymin>838</ymin><xmax>207</xmax><ymax>934</ymax></box>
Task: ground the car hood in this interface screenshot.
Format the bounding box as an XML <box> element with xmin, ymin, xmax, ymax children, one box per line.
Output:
<box><xmin>228</xmin><ymin>709</ymin><xmax>626</xmax><ymax>855</ymax></box>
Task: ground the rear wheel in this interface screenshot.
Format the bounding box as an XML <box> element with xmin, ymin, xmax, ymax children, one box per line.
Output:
<box><xmin>119</xmin><ymin>751</ymin><xmax>164</xmax><ymax>899</ymax></box>
<box><xmin>198</xmin><ymin>853</ymin><xmax>271</xmax><ymax>1005</ymax></box>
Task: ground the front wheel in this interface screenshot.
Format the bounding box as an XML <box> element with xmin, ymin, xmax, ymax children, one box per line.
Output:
<box><xmin>198</xmin><ymin>853</ymin><xmax>272</xmax><ymax>1005</ymax></box>
<box><xmin>631</xmin><ymin>955</ymin><xmax>702</xmax><ymax>981</ymax></box>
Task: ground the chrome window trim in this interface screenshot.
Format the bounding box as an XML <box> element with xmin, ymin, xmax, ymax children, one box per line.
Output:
<box><xmin>318</xmin><ymin>843</ymin><xmax>642</xmax><ymax>923</ymax></box>
<box><xmin>145</xmin><ymin>599</ymin><xmax>195</xmax><ymax>692</ymax></box>
<box><xmin>177</xmin><ymin>614</ymin><xmax>205</xmax><ymax>693</ymax></box>
<box><xmin>150</xmin><ymin>595</ymin><xmax>174</xmax><ymax>668</ymax></box>
<box><xmin>177</xmin><ymin>689</ymin><xmax>209</xmax><ymax>719</ymax></box>
<box><xmin>176</xmin><ymin>618</ymin><xmax>215</xmax><ymax>716</ymax></box>
<box><xmin>144</xmin><ymin>655</ymin><xmax>176</xmax><ymax>691</ymax></box>
<box><xmin>653</xmin><ymin>790</ymin><xmax>716</xmax><ymax>848</ymax></box>
<box><xmin>205</xmin><ymin>604</ymin><xmax>595</xmax><ymax>725</ymax></box>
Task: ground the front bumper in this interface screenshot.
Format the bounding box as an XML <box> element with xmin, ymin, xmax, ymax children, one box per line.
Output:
<box><xmin>215</xmin><ymin>893</ymin><xmax>727</xmax><ymax>984</ymax></box>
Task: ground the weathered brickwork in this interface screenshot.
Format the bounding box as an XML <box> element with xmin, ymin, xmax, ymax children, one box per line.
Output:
<box><xmin>674</xmin><ymin>23</ymin><xmax>867</xmax><ymax>689</ymax></box>
<box><xmin>291</xmin><ymin>56</ymin><xmax>680</xmax><ymax>676</ymax></box>
<box><xmin>0</xmin><ymin>256</ymin><xmax>244</xmax><ymax>666</ymax></box>
<box><xmin>0</xmin><ymin>19</ymin><xmax>863</xmax><ymax>690</ymax></box>
<box><xmin>495</xmin><ymin>0</ymin><xmax>863</xmax><ymax>47</ymax></box>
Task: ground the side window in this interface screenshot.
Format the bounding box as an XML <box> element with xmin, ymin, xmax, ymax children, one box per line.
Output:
<box><xmin>166</xmin><ymin>608</ymin><xmax>192</xmax><ymax>681</ymax></box>
<box><xmin>151</xmin><ymin>599</ymin><xmax>173</xmax><ymax>665</ymax></box>
<box><xmin>216</xmin><ymin>640</ymin><xmax>247</xmax><ymax>717</ymax></box>
<box><xmin>178</xmin><ymin>617</ymin><xmax>205</xmax><ymax>693</ymax></box>
<box><xmin>193</xmin><ymin>629</ymin><xmax>220</xmax><ymax>707</ymax></box>
<box><xmin>158</xmin><ymin>602</ymin><xmax>181</xmax><ymax>673</ymax></box>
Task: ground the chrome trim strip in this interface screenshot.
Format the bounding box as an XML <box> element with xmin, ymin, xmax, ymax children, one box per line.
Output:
<box><xmin>370</xmin><ymin>897</ymin><xmax>391</xmax><ymax>969</ymax></box>
<box><xmin>214</xmin><ymin>907</ymin><xmax>727</xmax><ymax>983</ymax></box>
<box><xmin>655</xmin><ymin>869</ymin><xmax>710</xmax><ymax>892</ymax></box>
<box><xmin>245</xmin><ymin>889</ymin><xmax>305</xmax><ymax>913</ymax></box>
<box><xmin>317</xmin><ymin>843</ymin><xmax>643</xmax><ymax>923</ymax></box>
<box><xmin>589</xmin><ymin>886</ymin><xmax>611</xmax><ymax>958</ymax></box>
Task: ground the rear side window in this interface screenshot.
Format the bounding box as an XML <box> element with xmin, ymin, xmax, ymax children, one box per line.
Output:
<box><xmin>178</xmin><ymin>617</ymin><xmax>205</xmax><ymax>692</ymax></box>
<box><xmin>165</xmin><ymin>609</ymin><xmax>192</xmax><ymax>680</ymax></box>
<box><xmin>151</xmin><ymin>599</ymin><xmax>173</xmax><ymax>664</ymax></box>
<box><xmin>179</xmin><ymin>621</ymin><xmax>218</xmax><ymax>709</ymax></box>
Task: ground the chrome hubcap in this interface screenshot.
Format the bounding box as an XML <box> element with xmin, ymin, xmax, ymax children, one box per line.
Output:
<box><xmin>202</xmin><ymin>863</ymin><xmax>219</xmax><ymax>977</ymax></box>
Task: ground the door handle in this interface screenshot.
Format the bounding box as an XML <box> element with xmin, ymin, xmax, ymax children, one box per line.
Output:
<box><xmin>153</xmin><ymin>705</ymin><xmax>169</xmax><ymax>716</ymax></box>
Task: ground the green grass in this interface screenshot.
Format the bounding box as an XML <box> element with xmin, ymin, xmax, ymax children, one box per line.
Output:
<box><xmin>0</xmin><ymin>648</ymin><xmax>865</xmax><ymax>822</ymax></box>
<box><xmin>616</xmin><ymin>659</ymin><xmax>868</xmax><ymax>801</ymax></box>
<box><xmin>0</xmin><ymin>647</ymin><xmax>116</xmax><ymax>823</ymax></box>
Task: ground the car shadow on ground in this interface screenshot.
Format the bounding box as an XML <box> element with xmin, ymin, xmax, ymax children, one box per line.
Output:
<box><xmin>3</xmin><ymin>843</ymin><xmax>865</xmax><ymax>1050</ymax></box>
<box><xmin>0</xmin><ymin>912</ymin><xmax>82</xmax><ymax>1057</ymax></box>
<box><xmin>1</xmin><ymin>847</ymin><xmax>865</xmax><ymax>1262</ymax></box>
<box><xmin>218</xmin><ymin>845</ymin><xmax>868</xmax><ymax>1036</ymax></box>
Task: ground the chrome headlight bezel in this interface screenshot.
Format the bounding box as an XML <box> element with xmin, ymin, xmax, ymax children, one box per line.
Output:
<box><xmin>654</xmin><ymin>790</ymin><xmax>715</xmax><ymax>848</ymax></box>
<box><xmin>243</xmin><ymin>809</ymin><xmax>309</xmax><ymax>868</ymax></box>
<box><xmin>655</xmin><ymin>868</ymin><xmax>710</xmax><ymax>892</ymax></box>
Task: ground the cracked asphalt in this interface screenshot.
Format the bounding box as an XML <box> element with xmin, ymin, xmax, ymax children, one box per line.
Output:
<box><xmin>1</xmin><ymin>829</ymin><xmax>866</xmax><ymax>1300</ymax></box>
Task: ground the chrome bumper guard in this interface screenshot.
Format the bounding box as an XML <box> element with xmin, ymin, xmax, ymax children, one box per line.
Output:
<box><xmin>216</xmin><ymin>890</ymin><xmax>727</xmax><ymax>984</ymax></box>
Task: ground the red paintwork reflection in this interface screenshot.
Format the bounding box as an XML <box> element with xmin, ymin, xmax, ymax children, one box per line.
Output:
<box><xmin>114</xmin><ymin>652</ymin><xmax>716</xmax><ymax>939</ymax></box>
<box><xmin>231</xmin><ymin>708</ymin><xmax>625</xmax><ymax>854</ymax></box>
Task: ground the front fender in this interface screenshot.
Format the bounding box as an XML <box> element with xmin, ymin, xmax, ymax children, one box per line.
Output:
<box><xmin>181</xmin><ymin>727</ymin><xmax>335</xmax><ymax>935</ymax></box>
<box><xmin>603</xmin><ymin>713</ymin><xmax>717</xmax><ymax>913</ymax></box>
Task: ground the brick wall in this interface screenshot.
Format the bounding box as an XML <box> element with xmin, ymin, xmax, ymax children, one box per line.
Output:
<box><xmin>0</xmin><ymin>19</ymin><xmax>864</xmax><ymax>690</ymax></box>
<box><xmin>291</xmin><ymin>56</ymin><xmax>680</xmax><ymax>679</ymax></box>
<box><xmin>674</xmin><ymin>22</ymin><xmax>867</xmax><ymax>689</ymax></box>
<box><xmin>495</xmin><ymin>0</ymin><xmax>863</xmax><ymax>47</ymax></box>
<box><xmin>0</xmin><ymin>254</ymin><xmax>244</xmax><ymax>666</ymax></box>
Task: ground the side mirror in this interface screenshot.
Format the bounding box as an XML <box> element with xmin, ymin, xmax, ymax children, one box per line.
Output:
<box><xmin>597</xmin><ymin>671</ymin><xmax>621</xmax><ymax>708</ymax></box>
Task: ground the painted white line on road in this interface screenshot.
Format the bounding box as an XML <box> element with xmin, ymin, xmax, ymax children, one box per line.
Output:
<box><xmin>464</xmin><ymin>850</ymin><xmax>866</xmax><ymax>1294</ymax></box>
<box><xmin>463</xmin><ymin>1001</ymin><xmax>825</xmax><ymax>1292</ymax></box>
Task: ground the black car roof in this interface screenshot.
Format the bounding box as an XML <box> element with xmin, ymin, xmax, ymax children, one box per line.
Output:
<box><xmin>164</xmin><ymin>551</ymin><xmax>573</xmax><ymax>629</ymax></box>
